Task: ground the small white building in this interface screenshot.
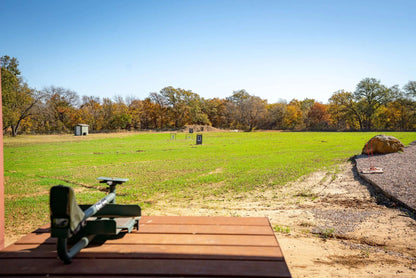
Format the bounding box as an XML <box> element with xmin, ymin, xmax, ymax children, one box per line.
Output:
<box><xmin>74</xmin><ymin>124</ymin><xmax>89</xmax><ymax>136</ymax></box>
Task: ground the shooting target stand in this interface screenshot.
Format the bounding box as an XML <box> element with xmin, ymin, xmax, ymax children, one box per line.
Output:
<box><xmin>196</xmin><ymin>134</ymin><xmax>203</xmax><ymax>145</ymax></box>
<box><xmin>186</xmin><ymin>128</ymin><xmax>195</xmax><ymax>140</ymax></box>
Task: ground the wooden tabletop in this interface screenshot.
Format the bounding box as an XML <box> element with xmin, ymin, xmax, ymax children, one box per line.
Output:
<box><xmin>0</xmin><ymin>216</ymin><xmax>291</xmax><ymax>277</ymax></box>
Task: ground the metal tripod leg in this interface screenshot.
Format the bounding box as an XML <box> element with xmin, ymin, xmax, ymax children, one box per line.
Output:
<box><xmin>57</xmin><ymin>234</ymin><xmax>96</xmax><ymax>264</ymax></box>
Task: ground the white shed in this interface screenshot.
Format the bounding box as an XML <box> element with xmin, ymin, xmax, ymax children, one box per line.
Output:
<box><xmin>74</xmin><ymin>124</ymin><xmax>89</xmax><ymax>136</ymax></box>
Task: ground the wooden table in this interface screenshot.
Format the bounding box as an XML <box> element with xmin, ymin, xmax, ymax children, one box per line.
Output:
<box><xmin>0</xmin><ymin>216</ymin><xmax>291</xmax><ymax>277</ymax></box>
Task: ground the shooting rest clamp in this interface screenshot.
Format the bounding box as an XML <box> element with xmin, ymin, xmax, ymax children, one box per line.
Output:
<box><xmin>50</xmin><ymin>177</ymin><xmax>141</xmax><ymax>264</ymax></box>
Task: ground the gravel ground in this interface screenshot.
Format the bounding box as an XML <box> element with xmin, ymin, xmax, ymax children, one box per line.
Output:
<box><xmin>311</xmin><ymin>209</ymin><xmax>383</xmax><ymax>235</ymax></box>
<box><xmin>355</xmin><ymin>143</ymin><xmax>416</xmax><ymax>213</ymax></box>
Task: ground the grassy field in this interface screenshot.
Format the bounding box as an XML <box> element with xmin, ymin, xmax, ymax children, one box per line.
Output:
<box><xmin>4</xmin><ymin>131</ymin><xmax>416</xmax><ymax>237</ymax></box>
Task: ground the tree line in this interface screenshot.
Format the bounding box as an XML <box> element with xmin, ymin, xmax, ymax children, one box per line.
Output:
<box><xmin>2</xmin><ymin>55</ymin><xmax>416</xmax><ymax>136</ymax></box>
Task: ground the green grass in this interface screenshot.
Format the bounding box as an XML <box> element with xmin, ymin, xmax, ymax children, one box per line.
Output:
<box><xmin>273</xmin><ymin>225</ymin><xmax>291</xmax><ymax>234</ymax></box>
<box><xmin>317</xmin><ymin>228</ymin><xmax>336</xmax><ymax>239</ymax></box>
<box><xmin>4</xmin><ymin>131</ymin><xmax>416</xmax><ymax>236</ymax></box>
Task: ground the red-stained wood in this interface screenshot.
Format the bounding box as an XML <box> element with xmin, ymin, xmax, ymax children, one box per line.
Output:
<box><xmin>0</xmin><ymin>258</ymin><xmax>291</xmax><ymax>277</ymax></box>
<box><xmin>0</xmin><ymin>216</ymin><xmax>291</xmax><ymax>277</ymax></box>
<box><xmin>138</xmin><ymin>223</ymin><xmax>274</xmax><ymax>235</ymax></box>
<box><xmin>16</xmin><ymin>232</ymin><xmax>278</xmax><ymax>246</ymax></box>
<box><xmin>1</xmin><ymin>243</ymin><xmax>284</xmax><ymax>260</ymax></box>
<box><xmin>140</xmin><ymin>215</ymin><xmax>271</xmax><ymax>226</ymax></box>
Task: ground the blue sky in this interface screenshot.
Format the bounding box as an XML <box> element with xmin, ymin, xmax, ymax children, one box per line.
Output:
<box><xmin>1</xmin><ymin>0</ymin><xmax>415</xmax><ymax>103</ymax></box>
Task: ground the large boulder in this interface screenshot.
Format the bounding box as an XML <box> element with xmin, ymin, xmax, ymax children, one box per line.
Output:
<box><xmin>362</xmin><ymin>135</ymin><xmax>404</xmax><ymax>155</ymax></box>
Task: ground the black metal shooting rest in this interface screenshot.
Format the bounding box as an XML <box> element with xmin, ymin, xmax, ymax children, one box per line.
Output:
<box><xmin>50</xmin><ymin>177</ymin><xmax>141</xmax><ymax>264</ymax></box>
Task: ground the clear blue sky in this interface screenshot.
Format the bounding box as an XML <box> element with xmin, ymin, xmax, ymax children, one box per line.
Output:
<box><xmin>1</xmin><ymin>0</ymin><xmax>415</xmax><ymax>103</ymax></box>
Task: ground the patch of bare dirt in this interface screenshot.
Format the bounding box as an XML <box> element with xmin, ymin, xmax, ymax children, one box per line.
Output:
<box><xmin>148</xmin><ymin>162</ymin><xmax>416</xmax><ymax>277</ymax></box>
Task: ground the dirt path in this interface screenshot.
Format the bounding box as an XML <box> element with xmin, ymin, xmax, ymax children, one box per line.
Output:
<box><xmin>148</xmin><ymin>162</ymin><xmax>416</xmax><ymax>277</ymax></box>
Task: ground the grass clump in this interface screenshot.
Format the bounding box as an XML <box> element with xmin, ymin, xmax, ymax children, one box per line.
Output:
<box><xmin>273</xmin><ymin>225</ymin><xmax>291</xmax><ymax>234</ymax></box>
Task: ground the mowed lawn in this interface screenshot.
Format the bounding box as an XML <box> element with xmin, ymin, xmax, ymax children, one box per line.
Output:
<box><xmin>4</xmin><ymin>131</ymin><xmax>416</xmax><ymax>237</ymax></box>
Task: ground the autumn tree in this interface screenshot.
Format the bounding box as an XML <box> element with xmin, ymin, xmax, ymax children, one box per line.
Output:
<box><xmin>158</xmin><ymin>87</ymin><xmax>187</xmax><ymax>127</ymax></box>
<box><xmin>380</xmin><ymin>84</ymin><xmax>416</xmax><ymax>130</ymax></box>
<box><xmin>1</xmin><ymin>56</ymin><xmax>43</xmax><ymax>136</ymax></box>
<box><xmin>109</xmin><ymin>96</ymin><xmax>131</xmax><ymax>130</ymax></box>
<box><xmin>185</xmin><ymin>93</ymin><xmax>210</xmax><ymax>125</ymax></box>
<box><xmin>403</xmin><ymin>81</ymin><xmax>416</xmax><ymax>129</ymax></box>
<box><xmin>143</xmin><ymin>97</ymin><xmax>162</xmax><ymax>129</ymax></box>
<box><xmin>79</xmin><ymin>96</ymin><xmax>103</xmax><ymax>131</ymax></box>
<box><xmin>205</xmin><ymin>98</ymin><xmax>229</xmax><ymax>128</ymax></box>
<box><xmin>299</xmin><ymin>98</ymin><xmax>315</xmax><ymax>127</ymax></box>
<box><xmin>282</xmin><ymin>99</ymin><xmax>303</xmax><ymax>129</ymax></box>
<box><xmin>41</xmin><ymin>86</ymin><xmax>80</xmax><ymax>132</ymax></box>
<box><xmin>148</xmin><ymin>92</ymin><xmax>169</xmax><ymax>128</ymax></box>
<box><xmin>404</xmin><ymin>81</ymin><xmax>416</xmax><ymax>99</ymax></box>
<box><xmin>354</xmin><ymin>78</ymin><xmax>392</xmax><ymax>130</ymax></box>
<box><xmin>263</xmin><ymin>101</ymin><xmax>287</xmax><ymax>130</ymax></box>
<box><xmin>226</xmin><ymin>90</ymin><xmax>267</xmax><ymax>131</ymax></box>
<box><xmin>127</xmin><ymin>97</ymin><xmax>143</xmax><ymax>129</ymax></box>
<box><xmin>307</xmin><ymin>102</ymin><xmax>330</xmax><ymax>130</ymax></box>
<box><xmin>100</xmin><ymin>98</ymin><xmax>115</xmax><ymax>130</ymax></box>
<box><xmin>153</xmin><ymin>87</ymin><xmax>210</xmax><ymax>128</ymax></box>
<box><xmin>328</xmin><ymin>90</ymin><xmax>362</xmax><ymax>130</ymax></box>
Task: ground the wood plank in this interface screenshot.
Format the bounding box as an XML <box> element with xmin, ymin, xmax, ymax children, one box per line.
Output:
<box><xmin>16</xmin><ymin>231</ymin><xmax>54</xmax><ymax>244</ymax></box>
<box><xmin>19</xmin><ymin>225</ymin><xmax>275</xmax><ymax>239</ymax></box>
<box><xmin>0</xmin><ymin>243</ymin><xmax>284</xmax><ymax>260</ymax></box>
<box><xmin>140</xmin><ymin>216</ymin><xmax>270</xmax><ymax>226</ymax></box>
<box><xmin>14</xmin><ymin>216</ymin><xmax>274</xmax><ymax>244</ymax></box>
<box><xmin>7</xmin><ymin>277</ymin><xmax>188</xmax><ymax>278</ymax></box>
<box><xmin>17</xmin><ymin>277</ymin><xmax>250</xmax><ymax>278</ymax></box>
<box><xmin>32</xmin><ymin>216</ymin><xmax>270</xmax><ymax>229</ymax></box>
<box><xmin>0</xmin><ymin>258</ymin><xmax>291</xmax><ymax>277</ymax></box>
<box><xmin>15</xmin><ymin>234</ymin><xmax>279</xmax><ymax>249</ymax></box>
<box><xmin>100</xmin><ymin>233</ymin><xmax>279</xmax><ymax>246</ymax></box>
<box><xmin>14</xmin><ymin>232</ymin><xmax>278</xmax><ymax>246</ymax></box>
<box><xmin>138</xmin><ymin>223</ymin><xmax>274</xmax><ymax>235</ymax></box>
<box><xmin>13</xmin><ymin>276</ymin><xmax>255</xmax><ymax>278</ymax></box>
